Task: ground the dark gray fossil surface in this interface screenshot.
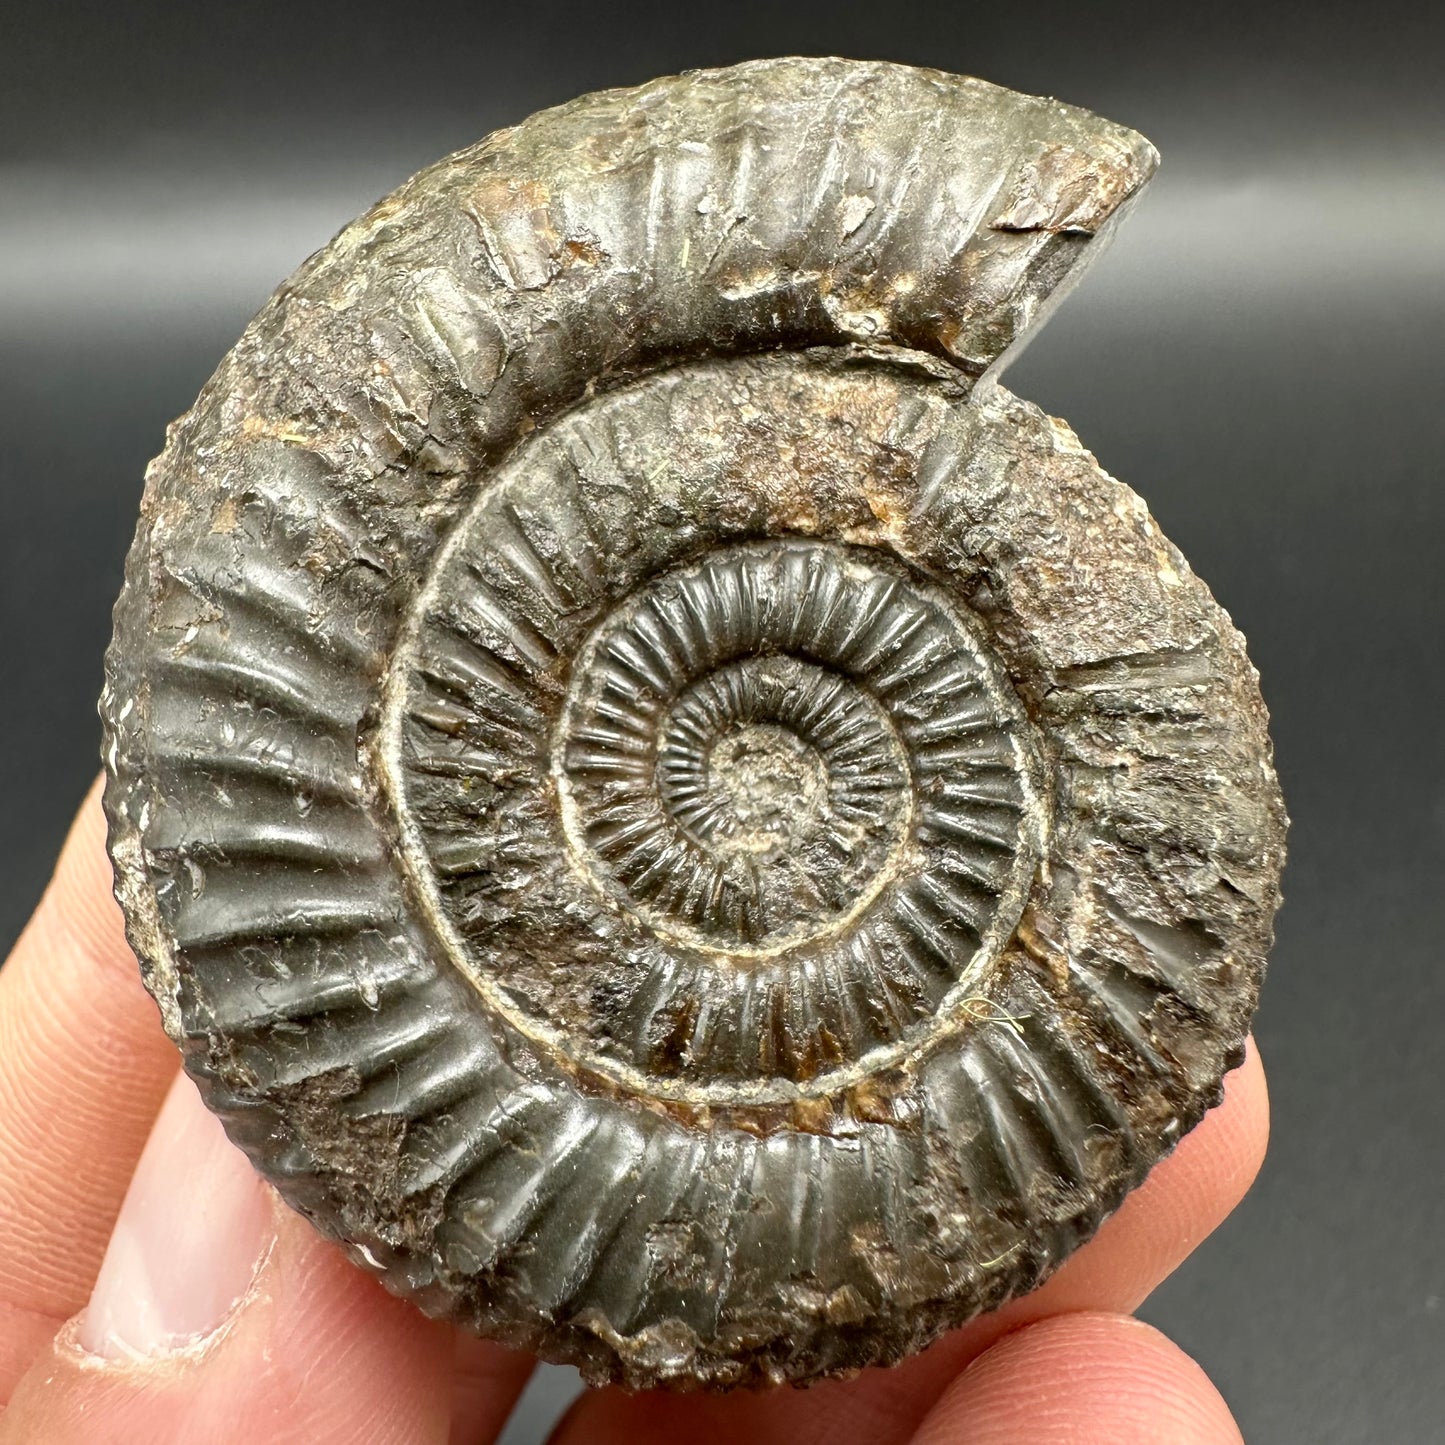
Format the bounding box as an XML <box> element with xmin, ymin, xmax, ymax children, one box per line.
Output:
<box><xmin>100</xmin><ymin>57</ymin><xmax>1286</xmax><ymax>1389</ymax></box>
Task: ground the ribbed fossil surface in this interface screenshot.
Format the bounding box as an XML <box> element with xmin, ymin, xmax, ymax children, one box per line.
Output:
<box><xmin>101</xmin><ymin>58</ymin><xmax>1287</xmax><ymax>1388</ymax></box>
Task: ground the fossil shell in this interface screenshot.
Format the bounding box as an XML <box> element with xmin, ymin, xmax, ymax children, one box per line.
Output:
<box><xmin>101</xmin><ymin>58</ymin><xmax>1286</xmax><ymax>1389</ymax></box>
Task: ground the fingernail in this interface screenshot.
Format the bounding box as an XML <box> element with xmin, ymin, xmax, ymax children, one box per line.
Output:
<box><xmin>79</xmin><ymin>1070</ymin><xmax>272</xmax><ymax>1361</ymax></box>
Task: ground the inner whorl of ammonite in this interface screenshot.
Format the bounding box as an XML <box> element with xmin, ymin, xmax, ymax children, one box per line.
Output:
<box><xmin>557</xmin><ymin>546</ymin><xmax>917</xmax><ymax>957</ymax></box>
<box><xmin>387</xmin><ymin>515</ymin><xmax>1048</xmax><ymax>1103</ymax></box>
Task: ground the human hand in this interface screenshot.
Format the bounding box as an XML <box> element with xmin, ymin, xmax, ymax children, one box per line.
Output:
<box><xmin>0</xmin><ymin>781</ymin><xmax>1267</xmax><ymax>1443</ymax></box>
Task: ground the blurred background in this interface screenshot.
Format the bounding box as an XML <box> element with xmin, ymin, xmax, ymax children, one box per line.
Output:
<box><xmin>2</xmin><ymin>3</ymin><xmax>1442</xmax><ymax>1440</ymax></box>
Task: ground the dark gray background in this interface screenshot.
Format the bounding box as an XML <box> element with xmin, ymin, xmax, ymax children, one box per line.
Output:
<box><xmin>2</xmin><ymin>3</ymin><xmax>1442</xmax><ymax>1441</ymax></box>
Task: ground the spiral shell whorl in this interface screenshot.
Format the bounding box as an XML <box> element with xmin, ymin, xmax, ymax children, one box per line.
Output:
<box><xmin>99</xmin><ymin>60</ymin><xmax>1283</xmax><ymax>1389</ymax></box>
<box><xmin>389</xmin><ymin>480</ymin><xmax>1047</xmax><ymax>1101</ymax></box>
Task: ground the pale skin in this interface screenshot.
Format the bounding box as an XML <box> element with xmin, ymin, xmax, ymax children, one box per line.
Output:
<box><xmin>0</xmin><ymin>779</ymin><xmax>1269</xmax><ymax>1443</ymax></box>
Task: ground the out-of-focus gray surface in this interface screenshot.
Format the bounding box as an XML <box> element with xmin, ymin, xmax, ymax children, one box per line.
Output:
<box><xmin>2</xmin><ymin>3</ymin><xmax>1442</xmax><ymax>1440</ymax></box>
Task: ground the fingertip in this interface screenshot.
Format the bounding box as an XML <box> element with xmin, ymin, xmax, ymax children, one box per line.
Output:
<box><xmin>28</xmin><ymin>776</ymin><xmax>130</xmax><ymax>975</ymax></box>
<box><xmin>449</xmin><ymin>1334</ymin><xmax>534</xmax><ymax>1445</ymax></box>
<box><xmin>1144</xmin><ymin>1036</ymin><xmax>1269</xmax><ymax>1252</ymax></box>
<box><xmin>0</xmin><ymin>777</ymin><xmax>178</xmax><ymax>1358</ymax></box>
<box><xmin>2</xmin><ymin>1055</ymin><xmax>455</xmax><ymax>1444</ymax></box>
<box><xmin>1143</xmin><ymin>1035</ymin><xmax>1269</xmax><ymax>1220</ymax></box>
<box><xmin>1190</xmin><ymin>1036</ymin><xmax>1269</xmax><ymax>1194</ymax></box>
<box><xmin>910</xmin><ymin>1312</ymin><xmax>1244</xmax><ymax>1445</ymax></box>
<box><xmin>1236</xmin><ymin>1036</ymin><xmax>1269</xmax><ymax>1168</ymax></box>
<box><xmin>1029</xmin><ymin>1034</ymin><xmax>1269</xmax><ymax>1317</ymax></box>
<box><xmin>3</xmin><ymin>1168</ymin><xmax>455</xmax><ymax>1445</ymax></box>
<box><xmin>77</xmin><ymin>1071</ymin><xmax>271</xmax><ymax>1361</ymax></box>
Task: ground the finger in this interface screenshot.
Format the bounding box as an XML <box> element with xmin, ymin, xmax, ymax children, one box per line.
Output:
<box><xmin>0</xmin><ymin>1071</ymin><xmax>456</xmax><ymax>1445</ymax></box>
<box><xmin>549</xmin><ymin>1042</ymin><xmax>1266</xmax><ymax>1445</ymax></box>
<box><xmin>449</xmin><ymin>1334</ymin><xmax>534</xmax><ymax>1445</ymax></box>
<box><xmin>993</xmin><ymin>1040</ymin><xmax>1268</xmax><ymax>1324</ymax></box>
<box><xmin>0</xmin><ymin>778</ymin><xmax>179</xmax><ymax>1400</ymax></box>
<box><xmin>908</xmin><ymin>1312</ymin><xmax>1243</xmax><ymax>1444</ymax></box>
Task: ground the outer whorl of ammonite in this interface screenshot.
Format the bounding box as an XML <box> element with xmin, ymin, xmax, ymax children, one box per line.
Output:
<box><xmin>101</xmin><ymin>58</ymin><xmax>1286</xmax><ymax>1389</ymax></box>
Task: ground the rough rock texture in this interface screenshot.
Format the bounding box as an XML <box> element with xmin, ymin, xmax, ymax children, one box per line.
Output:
<box><xmin>100</xmin><ymin>58</ymin><xmax>1286</xmax><ymax>1389</ymax></box>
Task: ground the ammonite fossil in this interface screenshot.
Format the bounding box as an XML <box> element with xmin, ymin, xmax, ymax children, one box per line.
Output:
<box><xmin>101</xmin><ymin>58</ymin><xmax>1287</xmax><ymax>1389</ymax></box>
